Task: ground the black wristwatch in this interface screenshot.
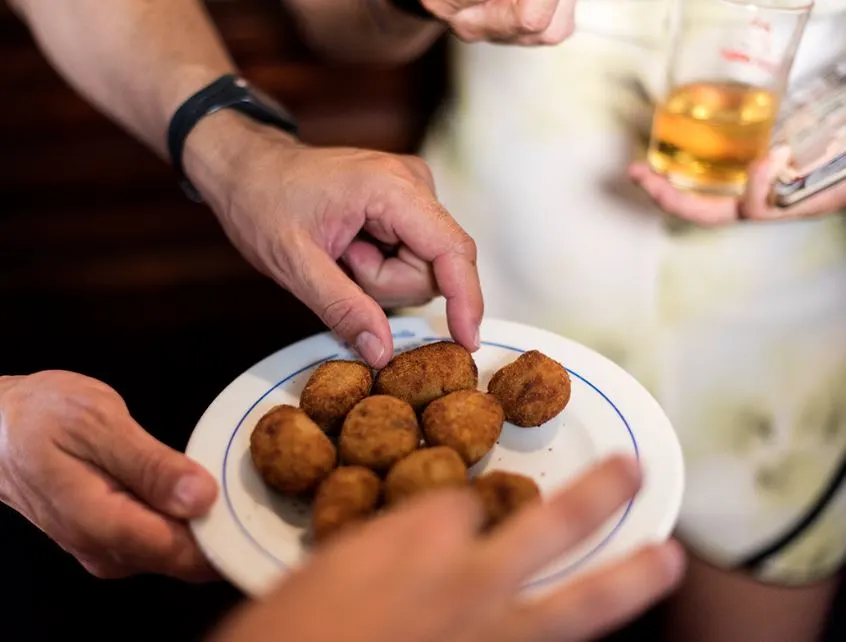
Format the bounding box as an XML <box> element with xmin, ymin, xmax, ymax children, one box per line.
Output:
<box><xmin>167</xmin><ymin>74</ymin><xmax>299</xmax><ymax>202</ymax></box>
<box><xmin>388</xmin><ymin>0</ymin><xmax>435</xmax><ymax>20</ymax></box>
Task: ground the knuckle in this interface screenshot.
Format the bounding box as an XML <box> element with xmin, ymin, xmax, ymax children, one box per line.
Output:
<box><xmin>453</xmin><ymin>24</ymin><xmax>483</xmax><ymax>43</ymax></box>
<box><xmin>25</xmin><ymin>372</ymin><xmax>124</xmax><ymax>430</ymax></box>
<box><xmin>741</xmin><ymin>203</ymin><xmax>766</xmax><ymax>220</ymax></box>
<box><xmin>27</xmin><ymin>369</ymin><xmax>75</xmax><ymax>386</ymax></box>
<box><xmin>453</xmin><ymin>234</ymin><xmax>478</xmax><ymax>262</ymax></box>
<box><xmin>134</xmin><ymin>450</ymin><xmax>177</xmax><ymax>502</ymax></box>
<box><xmin>62</xmin><ymin>521</ymin><xmax>98</xmax><ymax>559</ymax></box>
<box><xmin>62</xmin><ymin>397</ymin><xmax>127</xmax><ymax>452</ymax></box>
<box><xmin>363</xmin><ymin>219</ymin><xmax>395</xmax><ymax>245</ymax></box>
<box><xmin>516</xmin><ymin>4</ymin><xmax>553</xmax><ymax>33</ymax></box>
<box><xmin>33</xmin><ymin>370</ymin><xmax>115</xmax><ymax>396</ymax></box>
<box><xmin>372</xmin><ymin>158</ymin><xmax>427</xmax><ymax>203</ymax></box>
<box><xmin>321</xmin><ymin>295</ymin><xmax>361</xmax><ymax>335</ymax></box>
<box><xmin>407</xmin><ymin>156</ymin><xmax>434</xmax><ymax>183</ymax></box>
<box><xmin>539</xmin><ymin>19</ymin><xmax>574</xmax><ymax>44</ymax></box>
<box><xmin>105</xmin><ymin>519</ymin><xmax>138</xmax><ymax>553</ymax></box>
<box><xmin>375</xmin><ymin>154</ymin><xmax>417</xmax><ymax>183</ymax></box>
<box><xmin>62</xmin><ymin>395</ymin><xmax>99</xmax><ymax>425</ymax></box>
<box><xmin>89</xmin><ymin>505</ymin><xmax>149</xmax><ymax>563</ymax></box>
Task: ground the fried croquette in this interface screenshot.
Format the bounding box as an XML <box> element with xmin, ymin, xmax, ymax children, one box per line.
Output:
<box><xmin>487</xmin><ymin>350</ymin><xmax>571</xmax><ymax>427</ymax></box>
<box><xmin>300</xmin><ymin>360</ymin><xmax>373</xmax><ymax>433</ymax></box>
<box><xmin>312</xmin><ymin>466</ymin><xmax>382</xmax><ymax>544</ymax></box>
<box><xmin>339</xmin><ymin>395</ymin><xmax>421</xmax><ymax>472</ymax></box>
<box><xmin>250</xmin><ymin>405</ymin><xmax>337</xmax><ymax>495</ymax></box>
<box><xmin>374</xmin><ymin>341</ymin><xmax>478</xmax><ymax>412</ymax></box>
<box><xmin>473</xmin><ymin>470</ymin><xmax>541</xmax><ymax>529</ymax></box>
<box><xmin>422</xmin><ymin>390</ymin><xmax>504</xmax><ymax>466</ymax></box>
<box><xmin>384</xmin><ymin>446</ymin><xmax>468</xmax><ymax>505</ymax></box>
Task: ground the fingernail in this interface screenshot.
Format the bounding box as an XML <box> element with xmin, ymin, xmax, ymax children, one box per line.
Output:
<box><xmin>473</xmin><ymin>327</ymin><xmax>481</xmax><ymax>351</ymax></box>
<box><xmin>173</xmin><ymin>474</ymin><xmax>215</xmax><ymax>514</ymax></box>
<box><xmin>355</xmin><ymin>331</ymin><xmax>385</xmax><ymax>367</ymax></box>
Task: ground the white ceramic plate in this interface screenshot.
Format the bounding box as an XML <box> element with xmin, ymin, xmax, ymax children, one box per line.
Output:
<box><xmin>187</xmin><ymin>316</ymin><xmax>684</xmax><ymax>598</ymax></box>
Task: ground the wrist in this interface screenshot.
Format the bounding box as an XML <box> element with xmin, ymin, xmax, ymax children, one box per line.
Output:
<box><xmin>157</xmin><ymin>63</ymin><xmax>239</xmax><ymax>147</ymax></box>
<box><xmin>182</xmin><ymin>109</ymin><xmax>299</xmax><ymax>214</ymax></box>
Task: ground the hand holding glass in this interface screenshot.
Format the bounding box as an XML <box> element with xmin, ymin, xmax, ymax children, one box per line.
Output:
<box><xmin>648</xmin><ymin>0</ymin><xmax>812</xmax><ymax>196</ymax></box>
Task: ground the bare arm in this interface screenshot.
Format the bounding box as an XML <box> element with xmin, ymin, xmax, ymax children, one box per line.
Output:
<box><xmin>9</xmin><ymin>0</ymin><xmax>240</xmax><ymax>160</ymax></box>
<box><xmin>8</xmin><ymin>0</ymin><xmax>483</xmax><ymax>367</ymax></box>
<box><xmin>0</xmin><ymin>0</ymin><xmax>484</xmax><ymax>590</ymax></box>
<box><xmin>285</xmin><ymin>0</ymin><xmax>445</xmax><ymax>65</ymax></box>
<box><xmin>9</xmin><ymin>0</ymin><xmax>296</xmax><ymax>230</ymax></box>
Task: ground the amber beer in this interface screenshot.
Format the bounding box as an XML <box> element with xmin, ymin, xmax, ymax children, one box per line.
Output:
<box><xmin>648</xmin><ymin>81</ymin><xmax>779</xmax><ymax>195</ymax></box>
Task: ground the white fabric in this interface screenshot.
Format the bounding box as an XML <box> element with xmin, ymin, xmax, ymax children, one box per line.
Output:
<box><xmin>410</xmin><ymin>1</ymin><xmax>846</xmax><ymax>584</ymax></box>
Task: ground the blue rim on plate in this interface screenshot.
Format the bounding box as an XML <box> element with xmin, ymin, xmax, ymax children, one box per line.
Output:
<box><xmin>221</xmin><ymin>336</ymin><xmax>639</xmax><ymax>590</ymax></box>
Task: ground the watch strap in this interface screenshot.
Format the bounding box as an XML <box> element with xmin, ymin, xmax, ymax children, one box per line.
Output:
<box><xmin>167</xmin><ymin>74</ymin><xmax>298</xmax><ymax>203</ymax></box>
<box><xmin>168</xmin><ymin>74</ymin><xmax>239</xmax><ymax>202</ymax></box>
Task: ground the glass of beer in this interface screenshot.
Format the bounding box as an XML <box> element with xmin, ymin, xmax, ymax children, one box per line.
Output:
<box><xmin>647</xmin><ymin>0</ymin><xmax>812</xmax><ymax>195</ymax></box>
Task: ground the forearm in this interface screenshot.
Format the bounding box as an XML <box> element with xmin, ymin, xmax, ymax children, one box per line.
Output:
<box><xmin>286</xmin><ymin>0</ymin><xmax>445</xmax><ymax>65</ymax></box>
<box><xmin>10</xmin><ymin>0</ymin><xmax>237</xmax><ymax>160</ymax></box>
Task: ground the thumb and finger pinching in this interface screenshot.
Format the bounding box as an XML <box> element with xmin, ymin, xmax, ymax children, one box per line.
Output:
<box><xmin>291</xmin><ymin>238</ymin><xmax>395</xmax><ymax>369</ymax></box>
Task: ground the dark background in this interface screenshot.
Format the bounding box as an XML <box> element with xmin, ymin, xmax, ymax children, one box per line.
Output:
<box><xmin>0</xmin><ymin>0</ymin><xmax>843</xmax><ymax>640</ymax></box>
